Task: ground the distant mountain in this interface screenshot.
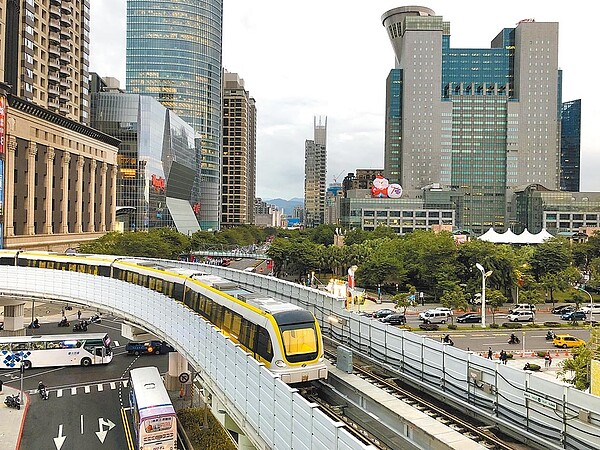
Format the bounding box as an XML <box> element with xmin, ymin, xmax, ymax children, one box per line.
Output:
<box><xmin>264</xmin><ymin>197</ymin><xmax>303</xmax><ymax>214</ymax></box>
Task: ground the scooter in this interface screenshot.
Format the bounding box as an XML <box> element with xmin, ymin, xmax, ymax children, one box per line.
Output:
<box><xmin>73</xmin><ymin>321</ymin><xmax>88</xmax><ymax>332</ymax></box>
<box><xmin>27</xmin><ymin>320</ymin><xmax>40</xmax><ymax>329</ymax></box>
<box><xmin>508</xmin><ymin>335</ymin><xmax>520</xmax><ymax>344</ymax></box>
<box><xmin>89</xmin><ymin>314</ymin><xmax>101</xmax><ymax>324</ymax></box>
<box><xmin>38</xmin><ymin>384</ymin><xmax>49</xmax><ymax>400</ymax></box>
<box><xmin>58</xmin><ymin>318</ymin><xmax>70</xmax><ymax>327</ymax></box>
<box><xmin>545</xmin><ymin>331</ymin><xmax>556</xmax><ymax>341</ymax></box>
<box><xmin>4</xmin><ymin>394</ymin><xmax>21</xmax><ymax>410</ymax></box>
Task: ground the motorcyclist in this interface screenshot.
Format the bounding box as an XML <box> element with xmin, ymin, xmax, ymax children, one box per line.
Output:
<box><xmin>546</xmin><ymin>330</ymin><xmax>555</xmax><ymax>340</ymax></box>
<box><xmin>443</xmin><ymin>334</ymin><xmax>451</xmax><ymax>343</ymax></box>
<box><xmin>523</xmin><ymin>362</ymin><xmax>531</xmax><ymax>371</ymax></box>
<box><xmin>38</xmin><ymin>381</ymin><xmax>48</xmax><ymax>400</ymax></box>
<box><xmin>509</xmin><ymin>333</ymin><xmax>518</xmax><ymax>344</ymax></box>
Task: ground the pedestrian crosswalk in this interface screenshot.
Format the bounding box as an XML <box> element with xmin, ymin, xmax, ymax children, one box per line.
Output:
<box><xmin>29</xmin><ymin>379</ymin><xmax>129</xmax><ymax>397</ymax></box>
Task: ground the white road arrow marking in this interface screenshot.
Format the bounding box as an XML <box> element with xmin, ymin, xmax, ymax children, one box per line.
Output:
<box><xmin>95</xmin><ymin>417</ymin><xmax>116</xmax><ymax>443</ymax></box>
<box><xmin>53</xmin><ymin>424</ymin><xmax>66</xmax><ymax>450</ymax></box>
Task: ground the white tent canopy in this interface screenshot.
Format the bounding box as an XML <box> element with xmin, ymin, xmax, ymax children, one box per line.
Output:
<box><xmin>478</xmin><ymin>228</ymin><xmax>553</xmax><ymax>244</ymax></box>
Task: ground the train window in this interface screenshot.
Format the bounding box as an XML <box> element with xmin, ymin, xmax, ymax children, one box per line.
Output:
<box><xmin>98</xmin><ymin>265</ymin><xmax>111</xmax><ymax>277</ymax></box>
<box><xmin>198</xmin><ymin>294</ymin><xmax>206</xmax><ymax>313</ymax></box>
<box><xmin>163</xmin><ymin>282</ymin><xmax>173</xmax><ymax>297</ymax></box>
<box><xmin>256</xmin><ymin>328</ymin><xmax>273</xmax><ymax>361</ymax></box>
<box><xmin>173</xmin><ymin>282</ymin><xmax>184</xmax><ymax>301</ymax></box>
<box><xmin>280</xmin><ymin>326</ymin><xmax>318</xmax><ymax>356</ymax></box>
<box><xmin>204</xmin><ymin>298</ymin><xmax>212</xmax><ymax>319</ymax></box>
<box><xmin>155</xmin><ymin>279</ymin><xmax>163</xmax><ymax>291</ymax></box>
<box><xmin>231</xmin><ymin>314</ymin><xmax>242</xmax><ymax>337</ymax></box>
<box><xmin>149</xmin><ymin>278</ymin><xmax>156</xmax><ymax>290</ymax></box>
<box><xmin>211</xmin><ymin>303</ymin><xmax>223</xmax><ymax>328</ymax></box>
<box><xmin>69</xmin><ymin>263</ymin><xmax>77</xmax><ymax>272</ymax></box>
<box><xmin>131</xmin><ymin>272</ymin><xmax>139</xmax><ymax>284</ymax></box>
<box><xmin>222</xmin><ymin>310</ymin><xmax>233</xmax><ymax>333</ymax></box>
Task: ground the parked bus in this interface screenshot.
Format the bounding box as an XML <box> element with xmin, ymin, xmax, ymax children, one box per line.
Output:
<box><xmin>129</xmin><ymin>366</ymin><xmax>177</xmax><ymax>450</ymax></box>
<box><xmin>0</xmin><ymin>333</ymin><xmax>113</xmax><ymax>369</ymax></box>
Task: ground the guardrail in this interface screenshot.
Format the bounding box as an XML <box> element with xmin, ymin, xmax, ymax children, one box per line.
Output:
<box><xmin>0</xmin><ymin>266</ymin><xmax>371</xmax><ymax>450</ymax></box>
<box><xmin>171</xmin><ymin>262</ymin><xmax>600</xmax><ymax>450</ymax></box>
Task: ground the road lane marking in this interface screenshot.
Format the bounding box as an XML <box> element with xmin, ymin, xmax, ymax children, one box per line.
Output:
<box><xmin>110</xmin><ymin>382</ymin><xmax>116</xmax><ymax>390</ymax></box>
<box><xmin>97</xmin><ymin>384</ymin><xmax>103</xmax><ymax>392</ymax></box>
<box><xmin>57</xmin><ymin>389</ymin><xmax>63</xmax><ymax>398</ymax></box>
<box><xmin>84</xmin><ymin>385</ymin><xmax>91</xmax><ymax>394</ymax></box>
<box><xmin>71</xmin><ymin>387</ymin><xmax>77</xmax><ymax>395</ymax></box>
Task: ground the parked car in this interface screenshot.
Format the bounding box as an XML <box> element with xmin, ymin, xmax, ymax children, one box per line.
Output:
<box><xmin>507</xmin><ymin>311</ymin><xmax>534</xmax><ymax>322</ymax></box>
<box><xmin>419</xmin><ymin>307</ymin><xmax>453</xmax><ymax>320</ymax></box>
<box><xmin>508</xmin><ymin>304</ymin><xmax>536</xmax><ymax>314</ymax></box>
<box><xmin>560</xmin><ymin>311</ymin><xmax>587</xmax><ymax>321</ymax></box>
<box><xmin>551</xmin><ymin>304</ymin><xmax>574</xmax><ymax>314</ymax></box>
<box><xmin>421</xmin><ymin>310</ymin><xmax>452</xmax><ymax>324</ymax></box>
<box><xmin>456</xmin><ymin>313</ymin><xmax>482</xmax><ymax>323</ymax></box>
<box><xmin>371</xmin><ymin>308</ymin><xmax>395</xmax><ymax>319</ymax></box>
<box><xmin>379</xmin><ymin>314</ymin><xmax>407</xmax><ymax>325</ymax></box>
<box><xmin>579</xmin><ymin>304</ymin><xmax>600</xmax><ymax>314</ymax></box>
<box><xmin>552</xmin><ymin>334</ymin><xmax>585</xmax><ymax>348</ymax></box>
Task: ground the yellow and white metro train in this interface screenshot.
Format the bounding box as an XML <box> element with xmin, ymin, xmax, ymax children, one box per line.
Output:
<box><xmin>0</xmin><ymin>250</ymin><xmax>328</xmax><ymax>384</ymax></box>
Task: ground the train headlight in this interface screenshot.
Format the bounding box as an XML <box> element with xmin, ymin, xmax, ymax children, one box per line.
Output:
<box><xmin>275</xmin><ymin>360</ymin><xmax>286</xmax><ymax>368</ymax></box>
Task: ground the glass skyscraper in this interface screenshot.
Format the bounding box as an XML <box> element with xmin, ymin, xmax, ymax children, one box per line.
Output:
<box><xmin>382</xmin><ymin>7</ymin><xmax>561</xmax><ymax>235</ymax></box>
<box><xmin>91</xmin><ymin>85</ymin><xmax>200</xmax><ymax>235</ymax></box>
<box><xmin>560</xmin><ymin>99</ymin><xmax>581</xmax><ymax>192</ymax></box>
<box><xmin>126</xmin><ymin>0</ymin><xmax>223</xmax><ymax>230</ymax></box>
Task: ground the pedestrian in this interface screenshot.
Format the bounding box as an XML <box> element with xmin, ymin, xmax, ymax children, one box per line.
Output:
<box><xmin>77</xmin><ymin>310</ymin><xmax>81</xmax><ymax>320</ymax></box>
<box><xmin>499</xmin><ymin>350</ymin><xmax>507</xmax><ymax>364</ymax></box>
<box><xmin>488</xmin><ymin>347</ymin><xmax>493</xmax><ymax>360</ymax></box>
<box><xmin>544</xmin><ymin>351</ymin><xmax>551</xmax><ymax>368</ymax></box>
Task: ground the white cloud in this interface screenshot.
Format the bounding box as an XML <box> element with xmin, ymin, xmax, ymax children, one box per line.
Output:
<box><xmin>89</xmin><ymin>0</ymin><xmax>600</xmax><ymax>199</ymax></box>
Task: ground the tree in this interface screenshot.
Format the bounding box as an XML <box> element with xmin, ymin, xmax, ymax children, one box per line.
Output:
<box><xmin>557</xmin><ymin>329</ymin><xmax>600</xmax><ymax>390</ymax></box>
<box><xmin>394</xmin><ymin>285</ymin><xmax>417</xmax><ymax>316</ymax></box>
<box><xmin>529</xmin><ymin>238</ymin><xmax>572</xmax><ymax>281</ymax></box>
<box><xmin>440</xmin><ymin>284</ymin><xmax>468</xmax><ymax>324</ymax></box>
<box><xmin>518</xmin><ymin>284</ymin><xmax>544</xmax><ymax>323</ymax></box>
<box><xmin>486</xmin><ymin>289</ymin><xmax>507</xmax><ymax>325</ymax></box>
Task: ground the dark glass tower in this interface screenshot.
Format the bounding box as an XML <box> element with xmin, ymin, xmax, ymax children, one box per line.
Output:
<box><xmin>126</xmin><ymin>0</ymin><xmax>223</xmax><ymax>230</ymax></box>
<box><xmin>560</xmin><ymin>99</ymin><xmax>581</xmax><ymax>192</ymax></box>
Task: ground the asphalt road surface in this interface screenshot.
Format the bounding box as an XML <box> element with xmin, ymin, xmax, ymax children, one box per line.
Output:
<box><xmin>2</xmin><ymin>315</ymin><xmax>170</xmax><ymax>450</ymax></box>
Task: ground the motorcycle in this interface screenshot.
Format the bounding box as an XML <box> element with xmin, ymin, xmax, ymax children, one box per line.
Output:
<box><xmin>89</xmin><ymin>314</ymin><xmax>101</xmax><ymax>324</ymax></box>
<box><xmin>27</xmin><ymin>319</ymin><xmax>40</xmax><ymax>329</ymax></box>
<box><xmin>73</xmin><ymin>321</ymin><xmax>88</xmax><ymax>332</ymax></box>
<box><xmin>4</xmin><ymin>394</ymin><xmax>21</xmax><ymax>410</ymax></box>
<box><xmin>58</xmin><ymin>318</ymin><xmax>70</xmax><ymax>327</ymax></box>
<box><xmin>545</xmin><ymin>331</ymin><xmax>556</xmax><ymax>341</ymax></box>
<box><xmin>38</xmin><ymin>384</ymin><xmax>49</xmax><ymax>400</ymax></box>
<box><xmin>508</xmin><ymin>335</ymin><xmax>520</xmax><ymax>344</ymax></box>
<box><xmin>442</xmin><ymin>335</ymin><xmax>454</xmax><ymax>346</ymax></box>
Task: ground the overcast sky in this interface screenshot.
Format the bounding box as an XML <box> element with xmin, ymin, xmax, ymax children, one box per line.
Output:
<box><xmin>89</xmin><ymin>1</ymin><xmax>599</xmax><ymax>200</ymax></box>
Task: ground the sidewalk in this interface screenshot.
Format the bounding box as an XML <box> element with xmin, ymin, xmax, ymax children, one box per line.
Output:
<box><xmin>0</xmin><ymin>385</ymin><xmax>28</xmax><ymax>450</ymax></box>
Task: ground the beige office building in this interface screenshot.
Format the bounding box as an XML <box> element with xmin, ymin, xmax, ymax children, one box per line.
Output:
<box><xmin>1</xmin><ymin>0</ymin><xmax>119</xmax><ymax>250</ymax></box>
<box><xmin>221</xmin><ymin>71</ymin><xmax>256</xmax><ymax>227</ymax></box>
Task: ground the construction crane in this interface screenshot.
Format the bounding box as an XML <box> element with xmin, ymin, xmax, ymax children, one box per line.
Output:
<box><xmin>332</xmin><ymin>169</ymin><xmax>345</xmax><ymax>183</ymax></box>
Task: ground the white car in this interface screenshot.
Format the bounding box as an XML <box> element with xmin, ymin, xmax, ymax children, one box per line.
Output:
<box><xmin>419</xmin><ymin>307</ymin><xmax>453</xmax><ymax>320</ymax></box>
<box><xmin>579</xmin><ymin>304</ymin><xmax>600</xmax><ymax>314</ymax></box>
<box><xmin>507</xmin><ymin>311</ymin><xmax>534</xmax><ymax>322</ymax></box>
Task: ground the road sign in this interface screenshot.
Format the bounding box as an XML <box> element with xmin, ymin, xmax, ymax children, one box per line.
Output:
<box><xmin>178</xmin><ymin>372</ymin><xmax>190</xmax><ymax>384</ymax></box>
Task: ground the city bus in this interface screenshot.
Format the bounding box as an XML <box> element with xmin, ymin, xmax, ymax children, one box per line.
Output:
<box><xmin>129</xmin><ymin>366</ymin><xmax>177</xmax><ymax>450</ymax></box>
<box><xmin>0</xmin><ymin>333</ymin><xmax>113</xmax><ymax>369</ymax></box>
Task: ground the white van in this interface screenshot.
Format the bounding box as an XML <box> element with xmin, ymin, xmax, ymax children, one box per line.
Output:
<box><xmin>421</xmin><ymin>310</ymin><xmax>452</xmax><ymax>324</ymax></box>
<box><xmin>508</xmin><ymin>304</ymin><xmax>536</xmax><ymax>314</ymax></box>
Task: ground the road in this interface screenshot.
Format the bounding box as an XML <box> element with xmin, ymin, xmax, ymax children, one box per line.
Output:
<box><xmin>2</xmin><ymin>314</ymin><xmax>170</xmax><ymax>450</ymax></box>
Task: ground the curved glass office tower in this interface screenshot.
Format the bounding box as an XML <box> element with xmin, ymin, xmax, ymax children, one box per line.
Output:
<box><xmin>126</xmin><ymin>0</ymin><xmax>223</xmax><ymax>230</ymax></box>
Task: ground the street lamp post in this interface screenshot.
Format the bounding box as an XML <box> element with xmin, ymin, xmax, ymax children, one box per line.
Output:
<box><xmin>475</xmin><ymin>263</ymin><xmax>493</xmax><ymax>328</ymax></box>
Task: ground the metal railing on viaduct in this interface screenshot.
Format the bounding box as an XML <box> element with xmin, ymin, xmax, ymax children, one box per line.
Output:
<box><xmin>0</xmin><ymin>266</ymin><xmax>370</xmax><ymax>450</ymax></box>
<box><xmin>2</xmin><ymin>261</ymin><xmax>600</xmax><ymax>450</ymax></box>
<box><xmin>170</xmin><ymin>261</ymin><xmax>600</xmax><ymax>450</ymax></box>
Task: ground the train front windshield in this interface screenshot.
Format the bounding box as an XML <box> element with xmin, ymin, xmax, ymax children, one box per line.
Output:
<box><xmin>279</xmin><ymin>323</ymin><xmax>318</xmax><ymax>362</ymax></box>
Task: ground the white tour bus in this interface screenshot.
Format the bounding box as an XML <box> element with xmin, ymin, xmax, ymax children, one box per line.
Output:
<box><xmin>129</xmin><ymin>366</ymin><xmax>177</xmax><ymax>450</ymax></box>
<box><xmin>0</xmin><ymin>333</ymin><xmax>113</xmax><ymax>369</ymax></box>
